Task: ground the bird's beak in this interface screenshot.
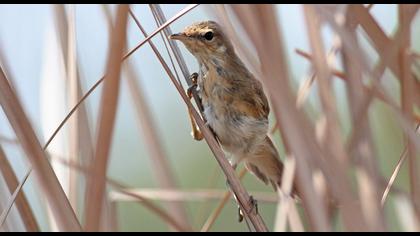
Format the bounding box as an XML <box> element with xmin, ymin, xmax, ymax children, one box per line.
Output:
<box><xmin>168</xmin><ymin>32</ymin><xmax>186</xmax><ymax>41</ymax></box>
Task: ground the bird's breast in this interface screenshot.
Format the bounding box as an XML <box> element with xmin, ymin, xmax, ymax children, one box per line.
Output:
<box><xmin>198</xmin><ymin>66</ymin><xmax>268</xmax><ymax>155</ymax></box>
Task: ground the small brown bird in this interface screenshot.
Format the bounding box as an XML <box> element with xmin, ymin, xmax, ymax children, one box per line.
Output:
<box><xmin>169</xmin><ymin>21</ymin><xmax>287</xmax><ymax>192</ymax></box>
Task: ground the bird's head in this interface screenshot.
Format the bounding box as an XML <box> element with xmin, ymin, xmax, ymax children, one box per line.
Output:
<box><xmin>169</xmin><ymin>21</ymin><xmax>234</xmax><ymax>62</ymax></box>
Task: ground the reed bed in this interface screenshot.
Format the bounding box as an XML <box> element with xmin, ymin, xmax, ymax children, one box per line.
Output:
<box><xmin>0</xmin><ymin>4</ymin><xmax>419</xmax><ymax>232</ymax></box>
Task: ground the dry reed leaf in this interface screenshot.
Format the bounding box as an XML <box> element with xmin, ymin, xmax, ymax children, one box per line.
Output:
<box><xmin>84</xmin><ymin>4</ymin><xmax>129</xmax><ymax>231</ymax></box>
<box><xmin>0</xmin><ymin>146</ymin><xmax>39</xmax><ymax>231</ymax></box>
<box><xmin>40</xmin><ymin>147</ymin><xmax>192</xmax><ymax>231</ymax></box>
<box><xmin>0</xmin><ymin>136</ymin><xmax>18</xmax><ymax>145</ymax></box>
<box><xmin>65</xmin><ymin>4</ymin><xmax>80</xmax><ymax>212</ymax></box>
<box><xmin>128</xmin><ymin>6</ymin><xmax>268</xmax><ymax>231</ymax></box>
<box><xmin>0</xmin><ymin>64</ymin><xmax>81</xmax><ymax>231</ymax></box>
<box><xmin>53</xmin><ymin>4</ymin><xmax>87</xmax><ymax>219</ymax></box>
<box><xmin>0</xmin><ymin>168</ymin><xmax>31</xmax><ymax>230</ymax></box>
<box><xmin>295</xmin><ymin>49</ymin><xmax>346</xmax><ymax>80</ymax></box>
<box><xmin>314</xmin><ymin>5</ymin><xmax>420</xmax><ymax>155</ymax></box>
<box><xmin>200</xmin><ymin>168</ymin><xmax>247</xmax><ymax>232</ymax></box>
<box><xmin>100</xmin><ymin>5</ymin><xmax>192</xmax><ymax>231</ymax></box>
<box><xmin>287</xmin><ymin>202</ymin><xmax>304</xmax><ymax>232</ymax></box>
<box><xmin>149</xmin><ymin>5</ymin><xmax>189</xmax><ymax>85</ymax></box>
<box><xmin>193</xmin><ymin>166</ymin><xmax>221</xmax><ymax>228</ymax></box>
<box><xmin>304</xmin><ymin>5</ymin><xmax>373</xmax><ymax>231</ymax></box>
<box><xmin>43</xmin><ymin>4</ymin><xmax>199</xmax><ymax>151</ymax></box>
<box><xmin>274</xmin><ymin>156</ymin><xmax>298</xmax><ymax>232</ymax></box>
<box><xmin>108</xmin><ymin>182</ymin><xmax>188</xmax><ymax>232</ymax></box>
<box><xmin>225</xmin><ymin>4</ymin><xmax>332</xmax><ymax>231</ymax></box>
<box><xmin>148</xmin><ymin>4</ymin><xmax>206</xmax><ymax>141</ymax></box>
<box><xmin>123</xmin><ymin>59</ymin><xmax>192</xmax><ymax>231</ymax></box>
<box><xmin>1</xmin><ymin>5</ymin><xmax>201</xmax><ymax>232</ymax></box>
<box><xmin>149</xmin><ymin>6</ymin><xmax>184</xmax><ymax>86</ymax></box>
<box><xmin>398</xmin><ymin>5</ymin><xmax>420</xmax><ymax>217</ymax></box>
<box><xmin>109</xmin><ymin>187</ymin><xmax>278</xmax><ymax>203</ymax></box>
<box><xmin>295</xmin><ymin>48</ymin><xmax>391</xmax><ymax>106</ymax></box>
<box><xmin>381</xmin><ymin>142</ymin><xmax>409</xmax><ymax>206</ymax></box>
<box><xmin>159</xmin><ymin>37</ymin><xmax>268</xmax><ymax>231</ymax></box>
<box><xmin>338</xmin><ymin>4</ymin><xmax>386</xmax><ymax>231</ymax></box>
<box><xmin>0</xmin><ymin>5</ymin><xmax>203</xmax><ymax>232</ymax></box>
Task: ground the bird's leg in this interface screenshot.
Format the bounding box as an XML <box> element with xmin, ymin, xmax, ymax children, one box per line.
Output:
<box><xmin>247</xmin><ymin>195</ymin><xmax>258</xmax><ymax>215</ymax></box>
<box><xmin>186</xmin><ymin>72</ymin><xmax>203</xmax><ymax>141</ymax></box>
<box><xmin>237</xmin><ymin>195</ymin><xmax>258</xmax><ymax>223</ymax></box>
<box><xmin>224</xmin><ymin>177</ymin><xmax>244</xmax><ymax>222</ymax></box>
<box><xmin>223</xmin><ymin>162</ymin><xmax>251</xmax><ymax>223</ymax></box>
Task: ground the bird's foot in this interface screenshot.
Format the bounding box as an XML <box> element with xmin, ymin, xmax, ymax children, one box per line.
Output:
<box><xmin>247</xmin><ymin>195</ymin><xmax>258</xmax><ymax>215</ymax></box>
<box><xmin>186</xmin><ymin>72</ymin><xmax>203</xmax><ymax>141</ymax></box>
<box><xmin>187</xmin><ymin>72</ymin><xmax>199</xmax><ymax>99</ymax></box>
<box><xmin>238</xmin><ymin>195</ymin><xmax>258</xmax><ymax>222</ymax></box>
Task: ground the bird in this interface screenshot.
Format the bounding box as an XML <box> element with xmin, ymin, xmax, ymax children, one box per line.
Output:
<box><xmin>169</xmin><ymin>20</ymin><xmax>291</xmax><ymax>194</ymax></box>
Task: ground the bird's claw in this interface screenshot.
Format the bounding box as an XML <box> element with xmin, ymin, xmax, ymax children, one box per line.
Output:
<box><xmin>238</xmin><ymin>195</ymin><xmax>258</xmax><ymax>222</ymax></box>
<box><xmin>248</xmin><ymin>195</ymin><xmax>258</xmax><ymax>215</ymax></box>
<box><xmin>187</xmin><ymin>73</ymin><xmax>199</xmax><ymax>99</ymax></box>
<box><xmin>190</xmin><ymin>72</ymin><xmax>199</xmax><ymax>85</ymax></box>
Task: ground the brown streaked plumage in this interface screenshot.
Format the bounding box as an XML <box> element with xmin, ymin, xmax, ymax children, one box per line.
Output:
<box><xmin>170</xmin><ymin>20</ymin><xmax>290</xmax><ymax>192</ymax></box>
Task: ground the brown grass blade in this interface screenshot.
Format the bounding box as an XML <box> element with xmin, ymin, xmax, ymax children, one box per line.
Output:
<box><xmin>304</xmin><ymin>5</ymin><xmax>373</xmax><ymax>231</ymax></box>
<box><xmin>0</xmin><ymin>145</ymin><xmax>39</xmax><ymax>231</ymax></box>
<box><xmin>381</xmin><ymin>141</ymin><xmax>409</xmax><ymax>206</ymax></box>
<box><xmin>123</xmin><ymin>4</ymin><xmax>199</xmax><ymax>60</ymax></box>
<box><xmin>148</xmin><ymin>3</ymin><xmax>204</xmax><ymax>122</ymax></box>
<box><xmin>313</xmin><ymin>5</ymin><xmax>420</xmax><ymax>154</ymax></box>
<box><xmin>147</xmin><ymin>4</ymin><xmax>204</xmax><ymax>142</ymax></box>
<box><xmin>109</xmin><ymin>187</ymin><xmax>278</xmax><ymax>203</ymax></box>
<box><xmin>193</xmin><ymin>166</ymin><xmax>221</xmax><ymax>227</ymax></box>
<box><xmin>43</xmin><ymin>4</ymin><xmax>199</xmax><ymax>151</ymax></box>
<box><xmin>295</xmin><ymin>48</ymin><xmax>390</xmax><ymax>105</ymax></box>
<box><xmin>51</xmin><ymin>4</ymin><xmax>94</xmax><ymax>181</ymax></box>
<box><xmin>398</xmin><ymin>5</ymin><xmax>420</xmax><ymax>217</ymax></box>
<box><xmin>274</xmin><ymin>156</ymin><xmax>298</xmax><ymax>232</ymax></box>
<box><xmin>186</xmin><ymin>107</ymin><xmax>268</xmax><ymax>231</ymax></box>
<box><xmin>48</xmin><ymin>149</ymin><xmax>192</xmax><ymax>231</ymax></box>
<box><xmin>149</xmin><ymin>5</ymin><xmax>187</xmax><ymax>84</ymax></box>
<box><xmin>128</xmin><ymin>7</ymin><xmax>268</xmax><ymax>231</ymax></box>
<box><xmin>200</xmin><ymin>168</ymin><xmax>247</xmax><ymax>232</ymax></box>
<box><xmin>102</xmin><ymin>5</ymin><xmax>191</xmax><ymax>231</ymax></box>
<box><xmin>149</xmin><ymin>7</ymin><xmax>183</xmax><ymax>86</ymax></box>
<box><xmin>0</xmin><ymin>136</ymin><xmax>18</xmax><ymax>145</ymax></box>
<box><xmin>134</xmin><ymin>13</ymin><xmax>268</xmax><ymax>232</ymax></box>
<box><xmin>84</xmin><ymin>4</ymin><xmax>129</xmax><ymax>231</ymax></box>
<box><xmin>65</xmin><ymin>4</ymin><xmax>80</xmax><ymax>212</ymax></box>
<box><xmin>295</xmin><ymin>48</ymin><xmax>346</xmax><ymax>80</ymax></box>
<box><xmin>0</xmin><ymin>168</ymin><xmax>31</xmax><ymax>230</ymax></box>
<box><xmin>2</xmin><ymin>6</ymin><xmax>199</xmax><ymax>231</ymax></box>
<box><xmin>108</xmin><ymin>182</ymin><xmax>188</xmax><ymax>232</ymax></box>
<box><xmin>338</xmin><ymin>5</ymin><xmax>386</xmax><ymax>231</ymax></box>
<box><xmin>123</xmin><ymin>59</ymin><xmax>192</xmax><ymax>231</ymax></box>
<box><xmin>0</xmin><ymin>63</ymin><xmax>81</xmax><ymax>231</ymax></box>
<box><xmin>226</xmin><ymin>4</ymin><xmax>331</xmax><ymax>231</ymax></box>
<box><xmin>0</xmin><ymin>6</ymin><xmax>202</xmax><ymax>227</ymax></box>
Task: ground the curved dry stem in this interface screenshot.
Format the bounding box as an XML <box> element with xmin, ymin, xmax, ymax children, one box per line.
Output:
<box><xmin>200</xmin><ymin>168</ymin><xmax>247</xmax><ymax>232</ymax></box>
<box><xmin>0</xmin><ymin>169</ymin><xmax>31</xmax><ymax>229</ymax></box>
<box><xmin>381</xmin><ymin>124</ymin><xmax>420</xmax><ymax>206</ymax></box>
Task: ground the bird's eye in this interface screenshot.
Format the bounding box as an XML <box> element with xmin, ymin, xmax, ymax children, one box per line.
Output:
<box><xmin>203</xmin><ymin>31</ymin><xmax>214</xmax><ymax>41</ymax></box>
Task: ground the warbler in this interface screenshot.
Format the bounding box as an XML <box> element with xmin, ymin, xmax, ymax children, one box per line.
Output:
<box><xmin>169</xmin><ymin>21</ymin><xmax>288</xmax><ymax>192</ymax></box>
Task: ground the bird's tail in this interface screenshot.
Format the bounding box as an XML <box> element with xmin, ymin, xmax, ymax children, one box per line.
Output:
<box><xmin>244</xmin><ymin>136</ymin><xmax>298</xmax><ymax>194</ymax></box>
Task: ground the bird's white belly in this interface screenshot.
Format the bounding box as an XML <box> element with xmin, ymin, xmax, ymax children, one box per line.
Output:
<box><xmin>203</xmin><ymin>103</ymin><xmax>268</xmax><ymax>159</ymax></box>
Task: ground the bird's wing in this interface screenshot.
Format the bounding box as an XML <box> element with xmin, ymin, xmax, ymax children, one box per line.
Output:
<box><xmin>230</xmin><ymin>78</ymin><xmax>270</xmax><ymax>120</ymax></box>
<box><xmin>252</xmin><ymin>79</ymin><xmax>270</xmax><ymax>119</ymax></box>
